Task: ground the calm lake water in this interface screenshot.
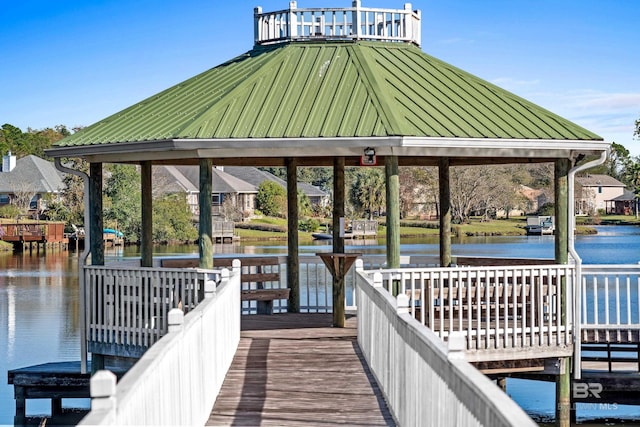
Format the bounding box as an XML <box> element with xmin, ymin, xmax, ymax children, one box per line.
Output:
<box><xmin>1</xmin><ymin>225</ymin><xmax>639</xmax><ymax>425</ymax></box>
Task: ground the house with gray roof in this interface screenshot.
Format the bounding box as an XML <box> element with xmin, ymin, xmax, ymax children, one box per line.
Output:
<box><xmin>0</xmin><ymin>152</ymin><xmax>65</xmax><ymax>213</ymax></box>
<box><xmin>223</xmin><ymin>166</ymin><xmax>329</xmax><ymax>210</ymax></box>
<box><xmin>153</xmin><ymin>165</ymin><xmax>328</xmax><ymax>219</ymax></box>
<box><xmin>575</xmin><ymin>174</ymin><xmax>626</xmax><ymax>215</ymax></box>
<box><xmin>153</xmin><ymin>165</ymin><xmax>257</xmax><ymax>220</ymax></box>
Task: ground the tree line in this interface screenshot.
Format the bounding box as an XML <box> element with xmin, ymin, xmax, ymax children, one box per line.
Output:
<box><xmin>1</xmin><ymin>122</ymin><xmax>639</xmax><ymax>242</ymax></box>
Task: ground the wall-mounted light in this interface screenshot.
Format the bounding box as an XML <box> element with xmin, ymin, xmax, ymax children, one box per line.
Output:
<box><xmin>361</xmin><ymin>147</ymin><xmax>377</xmax><ymax>166</ymax></box>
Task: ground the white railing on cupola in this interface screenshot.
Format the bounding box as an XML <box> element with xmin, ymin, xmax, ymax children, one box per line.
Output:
<box><xmin>254</xmin><ymin>1</ymin><xmax>421</xmax><ymax>47</ymax></box>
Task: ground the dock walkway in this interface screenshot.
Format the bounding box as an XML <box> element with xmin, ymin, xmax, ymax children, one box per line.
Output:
<box><xmin>207</xmin><ymin>313</ymin><xmax>394</xmax><ymax>426</ymax></box>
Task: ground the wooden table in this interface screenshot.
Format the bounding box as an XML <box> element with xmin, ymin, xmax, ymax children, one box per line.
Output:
<box><xmin>317</xmin><ymin>252</ymin><xmax>361</xmax><ymax>327</ymax></box>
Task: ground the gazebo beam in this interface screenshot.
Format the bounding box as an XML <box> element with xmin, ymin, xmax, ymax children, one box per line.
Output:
<box><xmin>554</xmin><ymin>158</ymin><xmax>571</xmax><ymax>427</ymax></box>
<box><xmin>385</xmin><ymin>156</ymin><xmax>400</xmax><ymax>269</ymax></box>
<box><xmin>140</xmin><ymin>161</ymin><xmax>153</xmax><ymax>267</ymax></box>
<box><xmin>438</xmin><ymin>157</ymin><xmax>452</xmax><ymax>267</ymax></box>
<box><xmin>332</xmin><ymin>157</ymin><xmax>345</xmax><ymax>253</ymax></box>
<box><xmin>199</xmin><ymin>159</ymin><xmax>213</xmax><ymax>269</ymax></box>
<box><xmin>89</xmin><ymin>162</ymin><xmax>104</xmax><ymax>267</ymax></box>
<box><xmin>286</xmin><ymin>158</ymin><xmax>299</xmax><ymax>313</ymax></box>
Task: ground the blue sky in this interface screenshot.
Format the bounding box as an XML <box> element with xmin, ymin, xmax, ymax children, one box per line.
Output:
<box><xmin>1</xmin><ymin>0</ymin><xmax>638</xmax><ymax>155</ymax></box>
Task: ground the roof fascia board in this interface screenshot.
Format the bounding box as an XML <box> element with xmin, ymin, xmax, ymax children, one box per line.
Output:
<box><xmin>46</xmin><ymin>135</ymin><xmax>609</xmax><ymax>164</ymax></box>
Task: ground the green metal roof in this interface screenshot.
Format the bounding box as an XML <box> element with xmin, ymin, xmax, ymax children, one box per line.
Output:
<box><xmin>53</xmin><ymin>40</ymin><xmax>601</xmax><ymax>149</ymax></box>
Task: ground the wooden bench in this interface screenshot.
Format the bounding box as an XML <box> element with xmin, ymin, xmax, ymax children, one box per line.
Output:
<box><xmin>161</xmin><ymin>257</ymin><xmax>289</xmax><ymax>314</ymax></box>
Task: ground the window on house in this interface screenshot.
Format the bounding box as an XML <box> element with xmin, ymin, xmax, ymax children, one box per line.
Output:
<box><xmin>212</xmin><ymin>194</ymin><xmax>221</xmax><ymax>205</ymax></box>
<box><xmin>0</xmin><ymin>194</ymin><xmax>9</xmax><ymax>204</ymax></box>
<box><xmin>29</xmin><ymin>195</ymin><xmax>39</xmax><ymax>210</ymax></box>
<box><xmin>598</xmin><ymin>186</ymin><xmax>602</xmax><ymax>194</ymax></box>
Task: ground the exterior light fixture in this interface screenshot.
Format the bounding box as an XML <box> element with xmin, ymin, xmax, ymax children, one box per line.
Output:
<box><xmin>361</xmin><ymin>147</ymin><xmax>377</xmax><ymax>166</ymax></box>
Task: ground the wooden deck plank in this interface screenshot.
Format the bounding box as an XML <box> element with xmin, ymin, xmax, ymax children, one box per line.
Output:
<box><xmin>207</xmin><ymin>314</ymin><xmax>394</xmax><ymax>426</ymax></box>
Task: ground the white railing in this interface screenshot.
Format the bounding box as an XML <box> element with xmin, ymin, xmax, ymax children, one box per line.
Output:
<box><xmin>359</xmin><ymin>262</ymin><xmax>575</xmax><ymax>360</ymax></box>
<box><xmin>85</xmin><ymin>265</ymin><xmax>217</xmax><ymax>356</ymax></box>
<box><xmin>355</xmin><ymin>266</ymin><xmax>537</xmax><ymax>427</ymax></box>
<box><xmin>254</xmin><ymin>1</ymin><xmax>421</xmax><ymax>46</ymax></box>
<box><xmin>581</xmin><ymin>264</ymin><xmax>640</xmax><ymax>341</ymax></box>
<box><xmin>297</xmin><ymin>254</ymin><xmax>439</xmax><ymax>312</ymax></box>
<box><xmin>80</xmin><ymin>267</ymin><xmax>241</xmax><ymax>425</ymax></box>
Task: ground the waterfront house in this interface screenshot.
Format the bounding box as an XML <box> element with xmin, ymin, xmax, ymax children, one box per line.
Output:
<box><xmin>153</xmin><ymin>165</ymin><xmax>329</xmax><ymax>219</ymax></box>
<box><xmin>575</xmin><ymin>174</ymin><xmax>625</xmax><ymax>215</ymax></box>
<box><xmin>606</xmin><ymin>188</ymin><xmax>638</xmax><ymax>215</ymax></box>
<box><xmin>0</xmin><ymin>152</ymin><xmax>65</xmax><ymax>214</ymax></box>
<box><xmin>223</xmin><ymin>166</ymin><xmax>330</xmax><ymax>212</ymax></box>
<box><xmin>42</xmin><ymin>2</ymin><xmax>617</xmax><ymax>425</ymax></box>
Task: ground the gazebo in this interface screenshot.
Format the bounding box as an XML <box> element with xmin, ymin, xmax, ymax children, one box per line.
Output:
<box><xmin>46</xmin><ymin>2</ymin><xmax>609</xmax><ymax>422</ymax></box>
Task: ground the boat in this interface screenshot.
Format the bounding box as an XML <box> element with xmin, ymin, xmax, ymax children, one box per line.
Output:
<box><xmin>312</xmin><ymin>233</ymin><xmax>333</xmax><ymax>240</ymax></box>
<box><xmin>525</xmin><ymin>216</ymin><xmax>555</xmax><ymax>235</ymax></box>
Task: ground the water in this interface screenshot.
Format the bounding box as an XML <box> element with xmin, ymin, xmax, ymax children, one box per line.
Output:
<box><xmin>1</xmin><ymin>225</ymin><xmax>639</xmax><ymax>425</ymax></box>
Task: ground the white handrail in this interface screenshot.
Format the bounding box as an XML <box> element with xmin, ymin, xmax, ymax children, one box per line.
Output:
<box><xmin>359</xmin><ymin>263</ymin><xmax>575</xmax><ymax>359</ymax></box>
<box><xmin>254</xmin><ymin>1</ymin><xmax>421</xmax><ymax>46</ymax></box>
<box><xmin>81</xmin><ymin>267</ymin><xmax>241</xmax><ymax>425</ymax></box>
<box><xmin>355</xmin><ymin>266</ymin><xmax>536</xmax><ymax>427</ymax></box>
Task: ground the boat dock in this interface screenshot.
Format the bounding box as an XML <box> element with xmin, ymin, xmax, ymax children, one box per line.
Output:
<box><xmin>207</xmin><ymin>313</ymin><xmax>394</xmax><ymax>426</ymax></box>
<box><xmin>0</xmin><ymin>221</ymin><xmax>67</xmax><ymax>251</ymax></box>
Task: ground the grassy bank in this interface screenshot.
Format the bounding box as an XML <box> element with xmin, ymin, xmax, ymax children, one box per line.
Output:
<box><xmin>236</xmin><ymin>214</ymin><xmax>640</xmax><ymax>242</ymax></box>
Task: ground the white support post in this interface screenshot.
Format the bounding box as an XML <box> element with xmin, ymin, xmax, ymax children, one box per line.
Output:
<box><xmin>90</xmin><ymin>370</ymin><xmax>117</xmax><ymax>421</ymax></box>
<box><xmin>447</xmin><ymin>331</ymin><xmax>466</xmax><ymax>360</ymax></box>
<box><xmin>373</xmin><ymin>271</ymin><xmax>383</xmax><ymax>288</ymax></box>
<box><xmin>205</xmin><ymin>275</ymin><xmax>216</xmax><ymax>299</ymax></box>
<box><xmin>168</xmin><ymin>308</ymin><xmax>184</xmax><ymax>333</ymax></box>
<box><xmin>254</xmin><ymin>7</ymin><xmax>263</xmax><ymax>44</ymax></box>
<box><xmin>396</xmin><ymin>293</ymin><xmax>410</xmax><ymax>314</ymax></box>
<box><xmin>232</xmin><ymin>259</ymin><xmax>241</xmax><ymax>274</ymax></box>
<box><xmin>289</xmin><ymin>1</ymin><xmax>297</xmax><ymax>38</ymax></box>
<box><xmin>352</xmin><ymin>0</ymin><xmax>361</xmax><ymax>38</ymax></box>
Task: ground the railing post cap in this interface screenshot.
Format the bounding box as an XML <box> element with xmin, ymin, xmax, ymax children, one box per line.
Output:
<box><xmin>355</xmin><ymin>258</ymin><xmax>364</xmax><ymax>270</ymax></box>
<box><xmin>221</xmin><ymin>267</ymin><xmax>230</xmax><ymax>279</ymax></box>
<box><xmin>90</xmin><ymin>370</ymin><xmax>117</xmax><ymax>398</ymax></box>
<box><xmin>168</xmin><ymin>308</ymin><xmax>184</xmax><ymax>327</ymax></box>
<box><xmin>372</xmin><ymin>271</ymin><xmax>383</xmax><ymax>287</ymax></box>
<box><xmin>396</xmin><ymin>293</ymin><xmax>410</xmax><ymax>314</ymax></box>
<box><xmin>205</xmin><ymin>278</ymin><xmax>216</xmax><ymax>297</ymax></box>
<box><xmin>447</xmin><ymin>332</ymin><xmax>466</xmax><ymax>360</ymax></box>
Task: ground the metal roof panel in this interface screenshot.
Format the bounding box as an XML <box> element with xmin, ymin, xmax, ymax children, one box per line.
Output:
<box><xmin>54</xmin><ymin>41</ymin><xmax>602</xmax><ymax>148</ymax></box>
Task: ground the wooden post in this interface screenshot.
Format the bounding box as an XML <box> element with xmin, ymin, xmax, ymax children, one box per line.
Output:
<box><xmin>438</xmin><ymin>157</ymin><xmax>451</xmax><ymax>267</ymax></box>
<box><xmin>199</xmin><ymin>159</ymin><xmax>213</xmax><ymax>269</ymax></box>
<box><xmin>333</xmin><ymin>157</ymin><xmax>345</xmax><ymax>325</ymax></box>
<box><xmin>555</xmin><ymin>158</ymin><xmax>570</xmax><ymax>427</ymax></box>
<box><xmin>89</xmin><ymin>163</ymin><xmax>104</xmax><ymax>266</ymax></box>
<box><xmin>385</xmin><ymin>156</ymin><xmax>400</xmax><ymax>269</ymax></box>
<box><xmin>334</xmin><ymin>257</ymin><xmax>346</xmax><ymax>327</ymax></box>
<box><xmin>140</xmin><ymin>161</ymin><xmax>153</xmax><ymax>267</ymax></box>
<box><xmin>286</xmin><ymin>158</ymin><xmax>299</xmax><ymax>312</ymax></box>
<box><xmin>333</xmin><ymin>157</ymin><xmax>345</xmax><ymax>253</ymax></box>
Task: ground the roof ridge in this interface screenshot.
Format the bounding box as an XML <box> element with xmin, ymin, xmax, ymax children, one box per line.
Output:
<box><xmin>346</xmin><ymin>43</ymin><xmax>403</xmax><ymax>136</ymax></box>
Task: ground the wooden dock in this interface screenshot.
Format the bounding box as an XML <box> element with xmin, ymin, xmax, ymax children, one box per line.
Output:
<box><xmin>207</xmin><ymin>313</ymin><xmax>395</xmax><ymax>426</ymax></box>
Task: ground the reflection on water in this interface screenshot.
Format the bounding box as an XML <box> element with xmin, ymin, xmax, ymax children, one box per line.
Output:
<box><xmin>1</xmin><ymin>225</ymin><xmax>639</xmax><ymax>424</ymax></box>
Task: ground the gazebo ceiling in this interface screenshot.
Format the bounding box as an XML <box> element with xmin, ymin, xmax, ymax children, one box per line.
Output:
<box><xmin>47</xmin><ymin>40</ymin><xmax>608</xmax><ymax>165</ymax></box>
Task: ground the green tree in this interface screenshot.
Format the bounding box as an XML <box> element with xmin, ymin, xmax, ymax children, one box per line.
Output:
<box><xmin>297</xmin><ymin>190</ymin><xmax>312</xmax><ymax>217</ymax></box>
<box><xmin>103</xmin><ymin>164</ymin><xmax>141</xmax><ymax>242</ymax></box>
<box><xmin>256</xmin><ymin>181</ymin><xmax>286</xmax><ymax>217</ymax></box>
<box><xmin>153</xmin><ymin>194</ymin><xmax>198</xmax><ymax>242</ymax></box>
<box><xmin>348</xmin><ymin>168</ymin><xmax>385</xmax><ymax>219</ymax></box>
